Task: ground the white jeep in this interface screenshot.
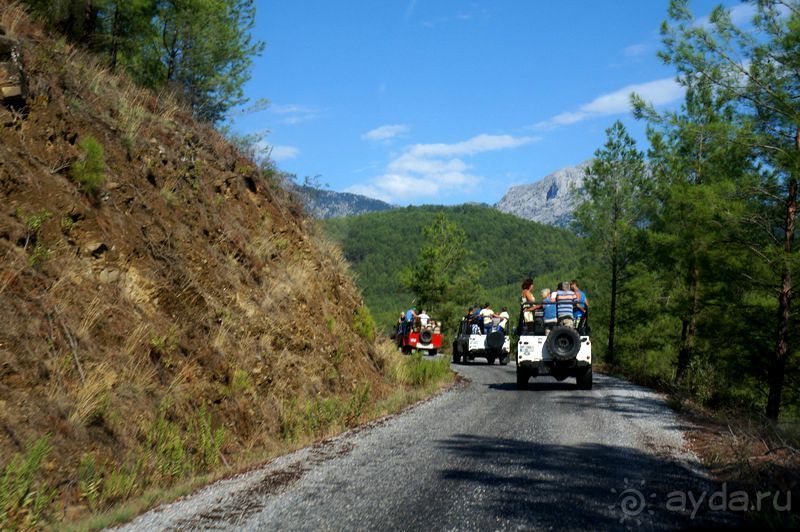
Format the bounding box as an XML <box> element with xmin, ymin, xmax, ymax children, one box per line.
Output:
<box><xmin>452</xmin><ymin>319</ymin><xmax>510</xmax><ymax>365</ymax></box>
<box><xmin>516</xmin><ymin>325</ymin><xmax>592</xmax><ymax>389</ymax></box>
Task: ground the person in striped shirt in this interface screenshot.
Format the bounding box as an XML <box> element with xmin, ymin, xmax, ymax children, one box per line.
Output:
<box><xmin>553</xmin><ymin>281</ymin><xmax>577</xmax><ymax>328</ymax></box>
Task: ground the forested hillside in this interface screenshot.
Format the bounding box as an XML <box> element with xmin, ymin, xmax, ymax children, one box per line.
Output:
<box><xmin>324</xmin><ymin>205</ymin><xmax>586</xmax><ymax>332</ymax></box>
<box><xmin>576</xmin><ymin>0</ymin><xmax>800</xmax><ymax>422</ymax></box>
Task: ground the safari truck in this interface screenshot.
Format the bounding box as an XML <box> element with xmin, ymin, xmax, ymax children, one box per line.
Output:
<box><xmin>516</xmin><ymin>324</ymin><xmax>592</xmax><ymax>390</ymax></box>
<box><xmin>396</xmin><ymin>317</ymin><xmax>443</xmax><ymax>356</ymax></box>
<box><xmin>451</xmin><ymin>317</ymin><xmax>510</xmax><ymax>365</ymax></box>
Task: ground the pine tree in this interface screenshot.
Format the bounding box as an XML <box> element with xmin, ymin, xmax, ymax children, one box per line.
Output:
<box><xmin>398</xmin><ymin>212</ymin><xmax>482</xmax><ymax>333</ymax></box>
<box><xmin>659</xmin><ymin>0</ymin><xmax>800</xmax><ymax>418</ymax></box>
<box><xmin>574</xmin><ymin>121</ymin><xmax>650</xmax><ymax>364</ymax></box>
<box><xmin>634</xmin><ymin>71</ymin><xmax>755</xmax><ymax>382</ymax></box>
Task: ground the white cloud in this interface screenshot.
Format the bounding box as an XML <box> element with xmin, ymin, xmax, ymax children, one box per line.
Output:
<box><xmin>346</xmin><ymin>133</ymin><xmax>537</xmax><ymax>203</ymax></box>
<box><xmin>533</xmin><ymin>77</ymin><xmax>684</xmax><ymax>130</ymax></box>
<box><xmin>269</xmin><ymin>104</ymin><xmax>321</xmax><ymax>125</ymax></box>
<box><xmin>623</xmin><ymin>43</ymin><xmax>649</xmax><ymax>57</ymax></box>
<box><xmin>269</xmin><ymin>145</ymin><xmax>300</xmax><ymax>162</ymax></box>
<box><xmin>362</xmin><ymin>124</ymin><xmax>409</xmax><ymax>142</ymax></box>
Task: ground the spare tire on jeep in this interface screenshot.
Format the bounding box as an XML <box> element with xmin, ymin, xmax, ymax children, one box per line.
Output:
<box><xmin>420</xmin><ymin>329</ymin><xmax>433</xmax><ymax>344</ymax></box>
<box><xmin>486</xmin><ymin>331</ymin><xmax>505</xmax><ymax>351</ymax></box>
<box><xmin>546</xmin><ymin>326</ymin><xmax>581</xmax><ymax>361</ymax></box>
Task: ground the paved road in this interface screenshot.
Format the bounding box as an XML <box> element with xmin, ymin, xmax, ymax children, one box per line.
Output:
<box><xmin>120</xmin><ymin>362</ymin><xmax>735</xmax><ymax>531</ymax></box>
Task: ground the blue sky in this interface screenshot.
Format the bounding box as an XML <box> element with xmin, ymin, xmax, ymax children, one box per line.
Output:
<box><xmin>231</xmin><ymin>0</ymin><xmax>750</xmax><ymax>206</ymax></box>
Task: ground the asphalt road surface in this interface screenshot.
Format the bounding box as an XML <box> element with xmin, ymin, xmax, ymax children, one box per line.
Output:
<box><xmin>119</xmin><ymin>361</ymin><xmax>736</xmax><ymax>531</ymax></box>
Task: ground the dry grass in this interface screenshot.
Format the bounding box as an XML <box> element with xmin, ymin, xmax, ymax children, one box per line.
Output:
<box><xmin>119</xmin><ymin>85</ymin><xmax>148</xmax><ymax>142</ymax></box>
<box><xmin>69</xmin><ymin>363</ymin><xmax>116</xmax><ymax>425</ymax></box>
<box><xmin>0</xmin><ymin>1</ymin><xmax>28</xmax><ymax>35</ymax></box>
<box><xmin>0</xmin><ymin>250</ymin><xmax>26</xmax><ymax>296</ymax></box>
<box><xmin>78</xmin><ymin>296</ymin><xmax>105</xmax><ymax>339</ymax></box>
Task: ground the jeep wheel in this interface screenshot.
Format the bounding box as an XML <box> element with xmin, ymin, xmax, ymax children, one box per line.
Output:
<box><xmin>576</xmin><ymin>367</ymin><xmax>593</xmax><ymax>390</ymax></box>
<box><xmin>499</xmin><ymin>354</ymin><xmax>508</xmax><ymax>365</ymax></box>
<box><xmin>516</xmin><ymin>370</ymin><xmax>528</xmax><ymax>389</ymax></box>
<box><xmin>546</xmin><ymin>326</ymin><xmax>581</xmax><ymax>361</ymax></box>
<box><xmin>429</xmin><ymin>349</ymin><xmax>437</xmax><ymax>357</ymax></box>
<box><xmin>487</xmin><ymin>356</ymin><xmax>495</xmax><ymax>365</ymax></box>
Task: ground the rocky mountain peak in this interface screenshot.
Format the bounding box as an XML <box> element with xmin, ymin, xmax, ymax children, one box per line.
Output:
<box><xmin>495</xmin><ymin>160</ymin><xmax>591</xmax><ymax>227</ymax></box>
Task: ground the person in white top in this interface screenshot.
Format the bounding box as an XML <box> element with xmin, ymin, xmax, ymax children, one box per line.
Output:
<box><xmin>479</xmin><ymin>302</ymin><xmax>494</xmax><ymax>334</ymax></box>
<box><xmin>418</xmin><ymin>310</ymin><xmax>430</xmax><ymax>328</ymax></box>
<box><xmin>496</xmin><ymin>307</ymin><xmax>510</xmax><ymax>333</ymax></box>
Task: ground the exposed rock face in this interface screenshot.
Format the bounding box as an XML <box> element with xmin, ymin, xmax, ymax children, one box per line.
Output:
<box><xmin>294</xmin><ymin>185</ymin><xmax>394</xmax><ymax>219</ymax></box>
<box><xmin>495</xmin><ymin>160</ymin><xmax>591</xmax><ymax>227</ymax></box>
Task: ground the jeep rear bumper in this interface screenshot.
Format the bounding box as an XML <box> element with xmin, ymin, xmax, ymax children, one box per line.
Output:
<box><xmin>518</xmin><ymin>360</ymin><xmax>590</xmax><ymax>376</ymax></box>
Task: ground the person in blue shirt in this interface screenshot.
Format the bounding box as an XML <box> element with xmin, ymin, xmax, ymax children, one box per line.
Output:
<box><xmin>570</xmin><ymin>280</ymin><xmax>588</xmax><ymax>334</ymax></box>
<box><xmin>470</xmin><ymin>305</ymin><xmax>483</xmax><ymax>334</ymax></box>
<box><xmin>403</xmin><ymin>307</ymin><xmax>417</xmax><ymax>335</ymax></box>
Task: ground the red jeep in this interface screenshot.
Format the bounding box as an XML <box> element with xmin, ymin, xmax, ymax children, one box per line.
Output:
<box><xmin>395</xmin><ymin>317</ymin><xmax>443</xmax><ymax>356</ymax></box>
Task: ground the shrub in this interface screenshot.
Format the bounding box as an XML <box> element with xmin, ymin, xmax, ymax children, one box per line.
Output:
<box><xmin>70</xmin><ymin>137</ymin><xmax>107</xmax><ymax>194</ymax></box>
<box><xmin>0</xmin><ymin>436</ymin><xmax>53</xmax><ymax>529</ymax></box>
<box><xmin>353</xmin><ymin>305</ymin><xmax>376</xmax><ymax>341</ymax></box>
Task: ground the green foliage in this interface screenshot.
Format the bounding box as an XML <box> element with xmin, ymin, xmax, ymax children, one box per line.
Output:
<box><xmin>144</xmin><ymin>400</ymin><xmax>226</xmax><ymax>481</ymax></box>
<box><xmin>146</xmin><ymin>402</ymin><xmax>192</xmax><ymax>481</ymax></box>
<box><xmin>70</xmin><ymin>136</ymin><xmax>107</xmax><ymax>194</ymax></box>
<box><xmin>0</xmin><ymin>435</ymin><xmax>53</xmax><ymax>529</ymax></box>
<box><xmin>353</xmin><ymin>305</ymin><xmax>376</xmax><ymax>341</ymax></box>
<box><xmin>78</xmin><ymin>454</ymin><xmax>102</xmax><ymax>510</ymax></box>
<box><xmin>22</xmin><ymin>0</ymin><xmax>264</xmax><ymax>123</ymax></box>
<box><xmin>579</xmin><ymin>0</ymin><xmax>800</xmax><ymax>420</ymax></box>
<box><xmin>398</xmin><ymin>352</ymin><xmax>452</xmax><ymax>387</ymax></box>
<box><xmin>395</xmin><ymin>212</ymin><xmax>485</xmax><ymax>335</ymax></box>
<box><xmin>19</xmin><ymin>209</ymin><xmax>53</xmax><ymax>266</ymax></box>
<box><xmin>280</xmin><ymin>383</ymin><xmax>371</xmax><ymax>442</ymax></box>
<box><xmin>191</xmin><ymin>406</ymin><xmax>225</xmax><ymax>471</ymax></box>
<box><xmin>324</xmin><ymin>205</ymin><xmax>586</xmax><ymax>334</ymax></box>
<box><xmin>223</xmin><ymin>369</ymin><xmax>252</xmax><ymax>398</ymax></box>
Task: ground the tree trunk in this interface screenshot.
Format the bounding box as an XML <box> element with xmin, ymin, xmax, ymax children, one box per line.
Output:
<box><xmin>607</xmin><ymin>247</ymin><xmax>618</xmax><ymax>364</ymax></box>
<box><xmin>109</xmin><ymin>3</ymin><xmax>120</xmax><ymax>72</ymax></box>
<box><xmin>676</xmin><ymin>262</ymin><xmax>699</xmax><ymax>381</ymax></box>
<box><xmin>766</xmin><ymin>122</ymin><xmax>797</xmax><ymax>419</ymax></box>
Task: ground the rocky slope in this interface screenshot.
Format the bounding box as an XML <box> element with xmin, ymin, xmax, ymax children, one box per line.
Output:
<box><xmin>0</xmin><ymin>3</ymin><xmax>400</xmax><ymax>526</ymax></box>
<box><xmin>294</xmin><ymin>185</ymin><xmax>394</xmax><ymax>219</ymax></box>
<box><xmin>495</xmin><ymin>160</ymin><xmax>591</xmax><ymax>227</ymax></box>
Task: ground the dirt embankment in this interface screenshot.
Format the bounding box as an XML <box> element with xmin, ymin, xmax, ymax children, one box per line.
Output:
<box><xmin>0</xmin><ymin>3</ymin><xmax>396</xmax><ymax>525</ymax></box>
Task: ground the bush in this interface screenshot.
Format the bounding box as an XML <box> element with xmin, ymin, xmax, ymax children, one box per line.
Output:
<box><xmin>353</xmin><ymin>305</ymin><xmax>376</xmax><ymax>341</ymax></box>
<box><xmin>0</xmin><ymin>436</ymin><xmax>53</xmax><ymax>529</ymax></box>
<box><xmin>70</xmin><ymin>136</ymin><xmax>107</xmax><ymax>194</ymax></box>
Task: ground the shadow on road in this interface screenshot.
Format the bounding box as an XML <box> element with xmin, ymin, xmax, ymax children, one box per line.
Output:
<box><xmin>436</xmin><ymin>434</ymin><xmax>738</xmax><ymax>530</ymax></box>
<box><xmin>488</xmin><ymin>381</ymin><xmax>576</xmax><ymax>392</ymax></box>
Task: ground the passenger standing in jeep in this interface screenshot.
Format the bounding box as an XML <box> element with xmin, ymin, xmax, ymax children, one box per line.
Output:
<box><xmin>570</xmin><ymin>280</ymin><xmax>589</xmax><ymax>334</ymax></box>
<box><xmin>520</xmin><ymin>278</ymin><xmax>536</xmax><ymax>334</ymax></box>
<box><xmin>553</xmin><ymin>282</ymin><xmax>577</xmax><ymax>328</ymax></box>
<box><xmin>479</xmin><ymin>303</ymin><xmax>494</xmax><ymax>334</ymax></box>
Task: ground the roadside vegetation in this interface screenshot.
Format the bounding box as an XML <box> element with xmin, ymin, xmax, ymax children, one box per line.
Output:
<box><xmin>0</xmin><ymin>2</ymin><xmax>455</xmax><ymax>530</ymax></box>
<box><xmin>576</xmin><ymin>1</ymin><xmax>800</xmax><ymax>526</ymax></box>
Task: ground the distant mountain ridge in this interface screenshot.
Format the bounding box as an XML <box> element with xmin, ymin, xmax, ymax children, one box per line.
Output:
<box><xmin>495</xmin><ymin>160</ymin><xmax>591</xmax><ymax>227</ymax></box>
<box><xmin>293</xmin><ymin>185</ymin><xmax>394</xmax><ymax>219</ymax></box>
